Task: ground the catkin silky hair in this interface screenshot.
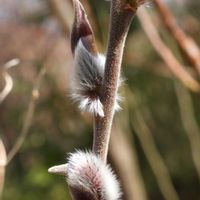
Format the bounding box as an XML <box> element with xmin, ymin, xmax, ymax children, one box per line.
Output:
<box><xmin>67</xmin><ymin>151</ymin><xmax>122</xmax><ymax>200</ymax></box>
<box><xmin>70</xmin><ymin>40</ymin><xmax>106</xmax><ymax>117</ymax></box>
<box><xmin>70</xmin><ymin>0</ymin><xmax>121</xmax><ymax>117</ymax></box>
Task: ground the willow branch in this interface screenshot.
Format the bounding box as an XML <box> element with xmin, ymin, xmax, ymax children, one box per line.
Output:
<box><xmin>6</xmin><ymin>67</ymin><xmax>46</xmax><ymax>164</ymax></box>
<box><xmin>174</xmin><ymin>82</ymin><xmax>200</xmax><ymax>180</ymax></box>
<box><xmin>93</xmin><ymin>0</ymin><xmax>137</xmax><ymax>162</ymax></box>
<box><xmin>154</xmin><ymin>0</ymin><xmax>200</xmax><ymax>75</ymax></box>
<box><xmin>129</xmin><ymin>92</ymin><xmax>179</xmax><ymax>200</ymax></box>
<box><xmin>137</xmin><ymin>8</ymin><xmax>200</xmax><ymax>92</ymax></box>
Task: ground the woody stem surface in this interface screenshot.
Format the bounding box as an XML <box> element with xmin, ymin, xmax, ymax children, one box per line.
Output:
<box><xmin>93</xmin><ymin>0</ymin><xmax>136</xmax><ymax>162</ymax></box>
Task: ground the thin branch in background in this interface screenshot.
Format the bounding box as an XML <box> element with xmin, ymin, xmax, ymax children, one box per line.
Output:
<box><xmin>110</xmin><ymin>119</ymin><xmax>148</xmax><ymax>200</ymax></box>
<box><xmin>174</xmin><ymin>82</ymin><xmax>200</xmax><ymax>181</ymax></box>
<box><xmin>154</xmin><ymin>0</ymin><xmax>200</xmax><ymax>75</ymax></box>
<box><xmin>6</xmin><ymin>66</ymin><xmax>46</xmax><ymax>164</ymax></box>
<box><xmin>0</xmin><ymin>72</ymin><xmax>13</xmax><ymax>104</ymax></box>
<box><xmin>0</xmin><ymin>139</ymin><xmax>7</xmax><ymax>197</ymax></box>
<box><xmin>0</xmin><ymin>59</ymin><xmax>20</xmax><ymax>104</ymax></box>
<box><xmin>129</xmin><ymin>92</ymin><xmax>179</xmax><ymax>200</ymax></box>
<box><xmin>49</xmin><ymin>0</ymin><xmax>73</xmax><ymax>35</ymax></box>
<box><xmin>137</xmin><ymin>8</ymin><xmax>200</xmax><ymax>92</ymax></box>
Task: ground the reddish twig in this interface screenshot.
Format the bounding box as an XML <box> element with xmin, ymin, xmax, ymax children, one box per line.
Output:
<box><xmin>154</xmin><ymin>0</ymin><xmax>200</xmax><ymax>75</ymax></box>
<box><xmin>137</xmin><ymin>8</ymin><xmax>200</xmax><ymax>92</ymax></box>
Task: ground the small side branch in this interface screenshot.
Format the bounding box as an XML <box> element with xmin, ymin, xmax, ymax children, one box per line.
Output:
<box><xmin>6</xmin><ymin>67</ymin><xmax>46</xmax><ymax>164</ymax></box>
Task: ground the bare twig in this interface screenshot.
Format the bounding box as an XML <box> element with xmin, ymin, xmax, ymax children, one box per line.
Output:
<box><xmin>0</xmin><ymin>59</ymin><xmax>20</xmax><ymax>104</ymax></box>
<box><xmin>110</xmin><ymin>118</ymin><xmax>148</xmax><ymax>200</ymax></box>
<box><xmin>93</xmin><ymin>0</ymin><xmax>138</xmax><ymax>162</ymax></box>
<box><xmin>129</xmin><ymin>92</ymin><xmax>179</xmax><ymax>200</ymax></box>
<box><xmin>137</xmin><ymin>8</ymin><xmax>200</xmax><ymax>92</ymax></box>
<box><xmin>49</xmin><ymin>0</ymin><xmax>73</xmax><ymax>35</ymax></box>
<box><xmin>0</xmin><ymin>72</ymin><xmax>13</xmax><ymax>104</ymax></box>
<box><xmin>154</xmin><ymin>0</ymin><xmax>200</xmax><ymax>74</ymax></box>
<box><xmin>0</xmin><ymin>139</ymin><xmax>7</xmax><ymax>197</ymax></box>
<box><xmin>174</xmin><ymin>82</ymin><xmax>200</xmax><ymax>181</ymax></box>
<box><xmin>6</xmin><ymin>67</ymin><xmax>46</xmax><ymax>164</ymax></box>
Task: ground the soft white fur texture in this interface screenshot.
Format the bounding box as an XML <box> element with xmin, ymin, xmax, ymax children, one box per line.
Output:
<box><xmin>67</xmin><ymin>150</ymin><xmax>121</xmax><ymax>200</ymax></box>
<box><xmin>70</xmin><ymin>40</ymin><xmax>121</xmax><ymax>117</ymax></box>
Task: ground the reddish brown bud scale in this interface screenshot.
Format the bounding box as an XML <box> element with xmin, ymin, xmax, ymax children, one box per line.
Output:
<box><xmin>71</xmin><ymin>0</ymin><xmax>97</xmax><ymax>55</ymax></box>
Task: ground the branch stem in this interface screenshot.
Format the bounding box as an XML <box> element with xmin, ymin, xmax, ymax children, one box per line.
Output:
<box><xmin>93</xmin><ymin>0</ymin><xmax>136</xmax><ymax>162</ymax></box>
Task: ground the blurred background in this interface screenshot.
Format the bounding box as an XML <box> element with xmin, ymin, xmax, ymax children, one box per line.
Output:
<box><xmin>0</xmin><ymin>0</ymin><xmax>200</xmax><ymax>199</ymax></box>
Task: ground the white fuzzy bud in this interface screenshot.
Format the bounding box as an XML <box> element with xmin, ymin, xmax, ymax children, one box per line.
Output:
<box><xmin>70</xmin><ymin>0</ymin><xmax>122</xmax><ymax>117</ymax></box>
<box><xmin>70</xmin><ymin>40</ymin><xmax>121</xmax><ymax>117</ymax></box>
<box><xmin>67</xmin><ymin>150</ymin><xmax>122</xmax><ymax>200</ymax></box>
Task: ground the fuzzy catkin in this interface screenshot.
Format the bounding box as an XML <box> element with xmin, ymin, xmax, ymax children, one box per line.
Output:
<box><xmin>70</xmin><ymin>40</ymin><xmax>121</xmax><ymax>117</ymax></box>
<box><xmin>67</xmin><ymin>150</ymin><xmax>122</xmax><ymax>200</ymax></box>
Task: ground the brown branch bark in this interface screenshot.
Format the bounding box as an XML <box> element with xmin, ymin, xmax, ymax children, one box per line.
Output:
<box><xmin>154</xmin><ymin>0</ymin><xmax>200</xmax><ymax>75</ymax></box>
<box><xmin>137</xmin><ymin>8</ymin><xmax>200</xmax><ymax>92</ymax></box>
<box><xmin>93</xmin><ymin>0</ymin><xmax>137</xmax><ymax>162</ymax></box>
